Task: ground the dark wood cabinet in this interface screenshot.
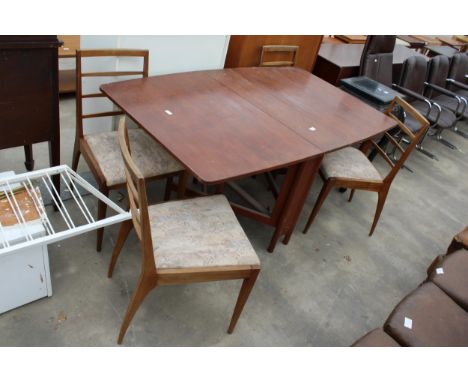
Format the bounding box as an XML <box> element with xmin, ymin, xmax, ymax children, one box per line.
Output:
<box><xmin>0</xmin><ymin>35</ymin><xmax>61</xmax><ymax>174</ymax></box>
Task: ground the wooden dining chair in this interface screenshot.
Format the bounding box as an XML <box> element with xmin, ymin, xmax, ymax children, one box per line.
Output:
<box><xmin>259</xmin><ymin>45</ymin><xmax>299</xmax><ymax>67</ymax></box>
<box><xmin>72</xmin><ymin>49</ymin><xmax>184</xmax><ymax>251</ymax></box>
<box><xmin>303</xmin><ymin>96</ymin><xmax>430</xmax><ymax>237</ymax></box>
<box><xmin>108</xmin><ymin>117</ymin><xmax>261</xmax><ymax>344</ymax></box>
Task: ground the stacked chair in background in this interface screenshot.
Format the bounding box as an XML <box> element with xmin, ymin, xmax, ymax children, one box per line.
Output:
<box><xmin>359</xmin><ymin>35</ymin><xmax>396</xmax><ymax>87</ymax></box>
<box><xmin>447</xmin><ymin>52</ymin><xmax>468</xmax><ymax>100</ymax></box>
<box><xmin>355</xmin><ymin>36</ymin><xmax>467</xmax><ymax>161</ymax></box>
<box><xmin>394</xmin><ymin>55</ymin><xmax>446</xmax><ymax>160</ymax></box>
<box><xmin>425</xmin><ymin>55</ymin><xmax>468</xmax><ymax>143</ymax></box>
<box><xmin>394</xmin><ymin>52</ymin><xmax>468</xmax><ymax>157</ymax></box>
<box><xmin>352</xmin><ymin>226</ymin><xmax>468</xmax><ymax>346</ymax></box>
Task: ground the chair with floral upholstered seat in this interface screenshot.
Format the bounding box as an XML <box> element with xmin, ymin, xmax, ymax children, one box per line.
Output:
<box><xmin>107</xmin><ymin>117</ymin><xmax>261</xmax><ymax>344</ymax></box>
<box><xmin>72</xmin><ymin>49</ymin><xmax>184</xmax><ymax>251</ymax></box>
<box><xmin>303</xmin><ymin>96</ymin><xmax>429</xmax><ymax>237</ymax></box>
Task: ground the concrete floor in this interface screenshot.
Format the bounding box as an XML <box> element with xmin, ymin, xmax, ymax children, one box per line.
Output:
<box><xmin>0</xmin><ymin>95</ymin><xmax>467</xmax><ymax>346</ymax></box>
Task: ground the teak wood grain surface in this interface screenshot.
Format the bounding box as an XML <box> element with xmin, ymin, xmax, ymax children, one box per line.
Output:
<box><xmin>101</xmin><ymin>69</ymin><xmax>321</xmax><ymax>184</ymax></box>
<box><xmin>208</xmin><ymin>67</ymin><xmax>396</xmax><ymax>152</ymax></box>
<box><xmin>101</xmin><ymin>67</ymin><xmax>396</xmax><ymax>251</ymax></box>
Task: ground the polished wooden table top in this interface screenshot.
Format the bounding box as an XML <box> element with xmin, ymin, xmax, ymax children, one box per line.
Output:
<box><xmin>101</xmin><ymin>69</ymin><xmax>318</xmax><ymax>184</ymax></box>
<box><xmin>208</xmin><ymin>67</ymin><xmax>396</xmax><ymax>152</ymax></box>
<box><xmin>101</xmin><ymin>67</ymin><xmax>396</xmax><ymax>184</ymax></box>
<box><xmin>317</xmin><ymin>43</ymin><xmax>428</xmax><ymax>67</ymax></box>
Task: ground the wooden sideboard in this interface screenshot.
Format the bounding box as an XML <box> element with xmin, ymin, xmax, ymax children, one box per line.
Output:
<box><xmin>224</xmin><ymin>35</ymin><xmax>323</xmax><ymax>72</ymax></box>
<box><xmin>0</xmin><ymin>35</ymin><xmax>61</xmax><ymax>186</ymax></box>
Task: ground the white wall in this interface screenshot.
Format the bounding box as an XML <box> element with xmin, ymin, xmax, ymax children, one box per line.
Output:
<box><xmin>81</xmin><ymin>35</ymin><xmax>230</xmax><ymax>75</ymax></box>
<box><xmin>79</xmin><ymin>35</ymin><xmax>230</xmax><ymax>132</ymax></box>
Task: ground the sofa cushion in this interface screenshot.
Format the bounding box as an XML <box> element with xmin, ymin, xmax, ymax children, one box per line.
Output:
<box><xmin>352</xmin><ymin>328</ymin><xmax>400</xmax><ymax>347</ymax></box>
<box><xmin>427</xmin><ymin>249</ymin><xmax>468</xmax><ymax>311</ymax></box>
<box><xmin>384</xmin><ymin>282</ymin><xmax>468</xmax><ymax>346</ymax></box>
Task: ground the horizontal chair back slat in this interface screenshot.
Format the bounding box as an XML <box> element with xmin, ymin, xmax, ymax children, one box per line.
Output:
<box><xmin>81</xmin><ymin>92</ymin><xmax>106</xmax><ymax>99</ymax></box>
<box><xmin>76</xmin><ymin>49</ymin><xmax>149</xmax><ymax>138</ymax></box>
<box><xmin>82</xmin><ymin>110</ymin><xmax>124</xmax><ymax>119</ymax></box>
<box><xmin>382</xmin><ymin>96</ymin><xmax>430</xmax><ymax>181</ymax></box>
<box><xmin>79</xmin><ymin>49</ymin><xmax>150</xmax><ymax>58</ymax></box>
<box><xmin>81</xmin><ymin>71</ymin><xmax>145</xmax><ymax>77</ymax></box>
<box><xmin>259</xmin><ymin>45</ymin><xmax>299</xmax><ymax>67</ymax></box>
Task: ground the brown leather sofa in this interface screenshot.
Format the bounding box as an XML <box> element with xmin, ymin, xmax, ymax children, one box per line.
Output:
<box><xmin>353</xmin><ymin>226</ymin><xmax>468</xmax><ymax>346</ymax></box>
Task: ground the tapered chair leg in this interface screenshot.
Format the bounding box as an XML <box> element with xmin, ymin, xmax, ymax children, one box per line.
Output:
<box><xmin>108</xmin><ymin>220</ymin><xmax>133</xmax><ymax>278</ymax></box>
<box><xmin>71</xmin><ymin>141</ymin><xmax>81</xmax><ymax>172</ymax></box>
<box><xmin>96</xmin><ymin>186</ymin><xmax>109</xmax><ymax>252</ymax></box>
<box><xmin>118</xmin><ymin>274</ymin><xmax>157</xmax><ymax>344</ymax></box>
<box><xmin>348</xmin><ymin>189</ymin><xmax>355</xmax><ymax>202</ymax></box>
<box><xmin>227</xmin><ymin>269</ymin><xmax>260</xmax><ymax>334</ymax></box>
<box><xmin>164</xmin><ymin>176</ymin><xmax>173</xmax><ymax>201</ymax></box>
<box><xmin>303</xmin><ymin>181</ymin><xmax>334</xmax><ymax>234</ymax></box>
<box><xmin>369</xmin><ymin>190</ymin><xmax>389</xmax><ymax>236</ymax></box>
<box><xmin>177</xmin><ymin>171</ymin><xmax>189</xmax><ymax>199</ymax></box>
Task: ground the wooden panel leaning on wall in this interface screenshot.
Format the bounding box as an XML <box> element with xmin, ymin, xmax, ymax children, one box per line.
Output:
<box><xmin>225</xmin><ymin>35</ymin><xmax>323</xmax><ymax>72</ymax></box>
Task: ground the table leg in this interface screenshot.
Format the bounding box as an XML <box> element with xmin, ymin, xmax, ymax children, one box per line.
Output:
<box><xmin>267</xmin><ymin>156</ymin><xmax>323</xmax><ymax>253</ymax></box>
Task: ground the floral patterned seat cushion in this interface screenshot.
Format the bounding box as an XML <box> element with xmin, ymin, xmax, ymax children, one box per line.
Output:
<box><xmin>321</xmin><ymin>147</ymin><xmax>383</xmax><ymax>182</ymax></box>
<box><xmin>85</xmin><ymin>129</ymin><xmax>183</xmax><ymax>187</ymax></box>
<box><xmin>148</xmin><ymin>194</ymin><xmax>260</xmax><ymax>269</ymax></box>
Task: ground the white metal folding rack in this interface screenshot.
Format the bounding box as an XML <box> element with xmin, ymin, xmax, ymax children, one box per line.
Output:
<box><xmin>0</xmin><ymin>165</ymin><xmax>131</xmax><ymax>256</ymax></box>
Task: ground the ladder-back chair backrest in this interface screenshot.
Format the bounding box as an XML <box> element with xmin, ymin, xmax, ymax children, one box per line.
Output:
<box><xmin>259</xmin><ymin>45</ymin><xmax>299</xmax><ymax>67</ymax></box>
<box><xmin>117</xmin><ymin>117</ymin><xmax>157</xmax><ymax>273</ymax></box>
<box><xmin>368</xmin><ymin>97</ymin><xmax>429</xmax><ymax>183</ymax></box>
<box><xmin>76</xmin><ymin>49</ymin><xmax>149</xmax><ymax>138</ymax></box>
